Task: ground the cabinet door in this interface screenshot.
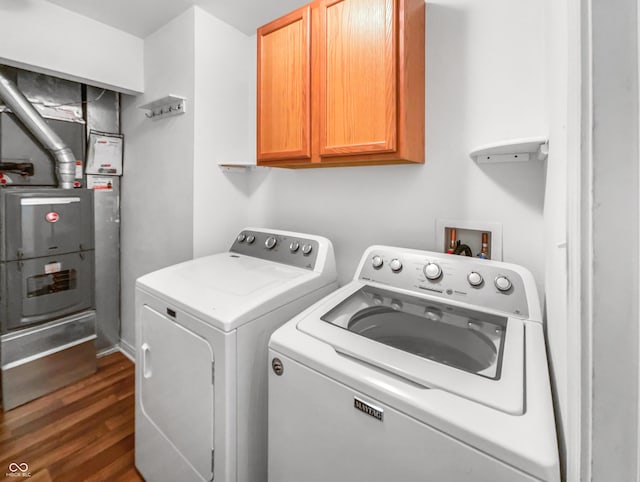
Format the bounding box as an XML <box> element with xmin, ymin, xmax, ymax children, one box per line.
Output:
<box><xmin>257</xmin><ymin>6</ymin><xmax>311</xmax><ymax>162</ymax></box>
<box><xmin>318</xmin><ymin>0</ymin><xmax>397</xmax><ymax>157</ymax></box>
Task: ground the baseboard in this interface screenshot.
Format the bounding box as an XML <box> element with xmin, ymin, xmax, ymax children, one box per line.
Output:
<box><xmin>118</xmin><ymin>339</ymin><xmax>136</xmax><ymax>363</ymax></box>
<box><xmin>96</xmin><ymin>345</ymin><xmax>120</xmax><ymax>358</ymax></box>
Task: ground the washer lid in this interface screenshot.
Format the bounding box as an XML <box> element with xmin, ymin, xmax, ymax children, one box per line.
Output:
<box><xmin>298</xmin><ymin>283</ymin><xmax>524</xmax><ymax>414</ymax></box>
<box><xmin>324</xmin><ymin>286</ymin><xmax>506</xmax><ymax>380</ymax></box>
<box><xmin>136</xmin><ymin>252</ymin><xmax>324</xmax><ymax>331</ymax></box>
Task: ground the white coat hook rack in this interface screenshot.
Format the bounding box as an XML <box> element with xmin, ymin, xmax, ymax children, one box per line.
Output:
<box><xmin>139</xmin><ymin>95</ymin><xmax>187</xmax><ymax>120</ymax></box>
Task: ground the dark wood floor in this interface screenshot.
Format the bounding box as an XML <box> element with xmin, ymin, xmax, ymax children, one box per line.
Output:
<box><xmin>0</xmin><ymin>352</ymin><xmax>143</xmax><ymax>481</ymax></box>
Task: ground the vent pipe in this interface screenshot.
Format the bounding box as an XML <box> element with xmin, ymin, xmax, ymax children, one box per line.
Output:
<box><xmin>0</xmin><ymin>71</ymin><xmax>76</xmax><ymax>189</ymax></box>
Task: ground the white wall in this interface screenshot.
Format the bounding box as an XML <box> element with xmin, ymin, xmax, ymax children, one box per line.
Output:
<box><xmin>248</xmin><ymin>0</ymin><xmax>548</xmax><ymax>291</ymax></box>
<box><xmin>0</xmin><ymin>0</ymin><xmax>143</xmax><ymax>94</ymax></box>
<box><xmin>120</xmin><ymin>8</ymin><xmax>196</xmax><ymax>350</ymax></box>
<box><xmin>119</xmin><ymin>7</ymin><xmax>255</xmax><ymax>350</ymax></box>
<box><xmin>192</xmin><ymin>8</ymin><xmax>252</xmax><ymax>257</ymax></box>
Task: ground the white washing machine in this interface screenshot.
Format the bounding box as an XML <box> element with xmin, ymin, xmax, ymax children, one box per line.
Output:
<box><xmin>268</xmin><ymin>246</ymin><xmax>560</xmax><ymax>482</ymax></box>
<box><xmin>134</xmin><ymin>228</ymin><xmax>337</xmax><ymax>482</ymax></box>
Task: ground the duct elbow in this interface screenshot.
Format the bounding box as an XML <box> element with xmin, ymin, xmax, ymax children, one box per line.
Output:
<box><xmin>54</xmin><ymin>147</ymin><xmax>77</xmax><ymax>189</ymax></box>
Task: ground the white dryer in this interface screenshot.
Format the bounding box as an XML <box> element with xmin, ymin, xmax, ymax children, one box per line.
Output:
<box><xmin>134</xmin><ymin>228</ymin><xmax>337</xmax><ymax>482</ymax></box>
<box><xmin>268</xmin><ymin>246</ymin><xmax>560</xmax><ymax>482</ymax></box>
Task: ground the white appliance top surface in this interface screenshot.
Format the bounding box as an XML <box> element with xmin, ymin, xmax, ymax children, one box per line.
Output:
<box><xmin>189</xmin><ymin>254</ymin><xmax>301</xmax><ymax>296</ymax></box>
<box><xmin>137</xmin><ymin>252</ymin><xmax>322</xmax><ymax>331</ymax></box>
<box><xmin>297</xmin><ymin>281</ymin><xmax>525</xmax><ymax>415</ymax></box>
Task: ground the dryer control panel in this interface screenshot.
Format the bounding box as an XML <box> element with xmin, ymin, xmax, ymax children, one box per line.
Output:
<box><xmin>230</xmin><ymin>229</ymin><xmax>319</xmax><ymax>270</ymax></box>
<box><xmin>358</xmin><ymin>247</ymin><xmax>532</xmax><ymax>319</ymax></box>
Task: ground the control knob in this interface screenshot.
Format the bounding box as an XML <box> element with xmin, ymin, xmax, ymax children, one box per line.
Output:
<box><xmin>301</xmin><ymin>244</ymin><xmax>313</xmax><ymax>255</ymax></box>
<box><xmin>389</xmin><ymin>258</ymin><xmax>403</xmax><ymax>272</ymax></box>
<box><xmin>371</xmin><ymin>255</ymin><xmax>383</xmax><ymax>269</ymax></box>
<box><xmin>467</xmin><ymin>271</ymin><xmax>483</xmax><ymax>287</ymax></box>
<box><xmin>237</xmin><ymin>234</ymin><xmax>246</xmax><ymax>242</ymax></box>
<box><xmin>424</xmin><ymin>262</ymin><xmax>442</xmax><ymax>280</ymax></box>
<box><xmin>265</xmin><ymin>236</ymin><xmax>277</xmax><ymax>249</ymax></box>
<box><xmin>494</xmin><ymin>275</ymin><xmax>512</xmax><ymax>292</ymax></box>
<box><xmin>290</xmin><ymin>241</ymin><xmax>300</xmax><ymax>252</ymax></box>
<box><xmin>246</xmin><ymin>235</ymin><xmax>255</xmax><ymax>244</ymax></box>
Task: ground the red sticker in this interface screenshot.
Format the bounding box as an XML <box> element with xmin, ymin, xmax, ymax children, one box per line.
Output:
<box><xmin>45</xmin><ymin>212</ymin><xmax>59</xmax><ymax>223</ymax></box>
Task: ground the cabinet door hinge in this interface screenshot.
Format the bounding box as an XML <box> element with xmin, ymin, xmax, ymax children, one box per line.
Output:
<box><xmin>212</xmin><ymin>362</ymin><xmax>215</xmax><ymax>385</ymax></box>
<box><xmin>211</xmin><ymin>448</ymin><xmax>215</xmax><ymax>477</ymax></box>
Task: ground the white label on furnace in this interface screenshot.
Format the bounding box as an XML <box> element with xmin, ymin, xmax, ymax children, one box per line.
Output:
<box><xmin>44</xmin><ymin>262</ymin><xmax>62</xmax><ymax>274</ymax></box>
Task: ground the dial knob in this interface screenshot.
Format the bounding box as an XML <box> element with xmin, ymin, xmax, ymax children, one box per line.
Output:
<box><xmin>265</xmin><ymin>236</ymin><xmax>277</xmax><ymax>249</ymax></box>
<box><xmin>389</xmin><ymin>258</ymin><xmax>403</xmax><ymax>272</ymax></box>
<box><xmin>237</xmin><ymin>233</ymin><xmax>246</xmax><ymax>242</ymax></box>
<box><xmin>246</xmin><ymin>235</ymin><xmax>255</xmax><ymax>244</ymax></box>
<box><xmin>289</xmin><ymin>241</ymin><xmax>300</xmax><ymax>252</ymax></box>
<box><xmin>301</xmin><ymin>243</ymin><xmax>313</xmax><ymax>255</ymax></box>
<box><xmin>467</xmin><ymin>271</ymin><xmax>483</xmax><ymax>287</ymax></box>
<box><xmin>371</xmin><ymin>255</ymin><xmax>383</xmax><ymax>269</ymax></box>
<box><xmin>494</xmin><ymin>275</ymin><xmax>512</xmax><ymax>292</ymax></box>
<box><xmin>424</xmin><ymin>262</ymin><xmax>442</xmax><ymax>280</ymax></box>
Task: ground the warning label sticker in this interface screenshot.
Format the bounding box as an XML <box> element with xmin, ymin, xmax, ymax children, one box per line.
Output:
<box><xmin>44</xmin><ymin>262</ymin><xmax>62</xmax><ymax>274</ymax></box>
<box><xmin>87</xmin><ymin>176</ymin><xmax>114</xmax><ymax>191</ymax></box>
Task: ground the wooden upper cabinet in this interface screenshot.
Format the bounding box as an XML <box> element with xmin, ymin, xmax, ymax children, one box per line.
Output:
<box><xmin>257</xmin><ymin>0</ymin><xmax>424</xmax><ymax>168</ymax></box>
<box><xmin>257</xmin><ymin>5</ymin><xmax>311</xmax><ymax>162</ymax></box>
<box><xmin>319</xmin><ymin>0</ymin><xmax>397</xmax><ymax>157</ymax></box>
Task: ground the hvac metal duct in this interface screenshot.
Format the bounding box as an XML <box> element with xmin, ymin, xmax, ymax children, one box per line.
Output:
<box><xmin>0</xmin><ymin>71</ymin><xmax>75</xmax><ymax>188</ymax></box>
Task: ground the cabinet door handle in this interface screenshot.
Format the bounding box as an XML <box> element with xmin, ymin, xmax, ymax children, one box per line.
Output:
<box><xmin>141</xmin><ymin>343</ymin><xmax>152</xmax><ymax>379</ymax></box>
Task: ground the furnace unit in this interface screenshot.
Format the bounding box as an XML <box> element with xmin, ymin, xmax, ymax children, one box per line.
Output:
<box><xmin>0</xmin><ymin>188</ymin><xmax>96</xmax><ymax>410</ymax></box>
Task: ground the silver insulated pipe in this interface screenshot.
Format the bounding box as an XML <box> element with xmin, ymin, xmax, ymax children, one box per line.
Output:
<box><xmin>0</xmin><ymin>71</ymin><xmax>76</xmax><ymax>189</ymax></box>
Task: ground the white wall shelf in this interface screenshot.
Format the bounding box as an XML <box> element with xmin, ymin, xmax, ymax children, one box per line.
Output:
<box><xmin>218</xmin><ymin>163</ymin><xmax>267</xmax><ymax>173</ymax></box>
<box><xmin>139</xmin><ymin>94</ymin><xmax>186</xmax><ymax>120</ymax></box>
<box><xmin>469</xmin><ymin>137</ymin><xmax>549</xmax><ymax>163</ymax></box>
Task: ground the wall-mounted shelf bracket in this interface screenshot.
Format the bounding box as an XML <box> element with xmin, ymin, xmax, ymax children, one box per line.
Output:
<box><xmin>218</xmin><ymin>163</ymin><xmax>269</xmax><ymax>173</ymax></box>
<box><xmin>139</xmin><ymin>95</ymin><xmax>186</xmax><ymax>120</ymax></box>
<box><xmin>470</xmin><ymin>137</ymin><xmax>549</xmax><ymax>163</ymax></box>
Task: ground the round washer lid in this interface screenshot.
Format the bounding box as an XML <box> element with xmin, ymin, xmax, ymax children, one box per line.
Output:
<box><xmin>347</xmin><ymin>306</ymin><xmax>498</xmax><ymax>376</ymax></box>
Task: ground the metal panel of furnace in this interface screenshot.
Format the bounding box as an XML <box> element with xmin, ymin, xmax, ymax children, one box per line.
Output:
<box><xmin>0</xmin><ymin>188</ymin><xmax>94</xmax><ymax>261</ymax></box>
<box><xmin>1</xmin><ymin>250</ymin><xmax>95</xmax><ymax>332</ymax></box>
<box><xmin>0</xmin><ymin>113</ymin><xmax>84</xmax><ymax>187</ymax></box>
<box><xmin>85</xmin><ymin>85</ymin><xmax>121</xmax><ymax>351</ymax></box>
